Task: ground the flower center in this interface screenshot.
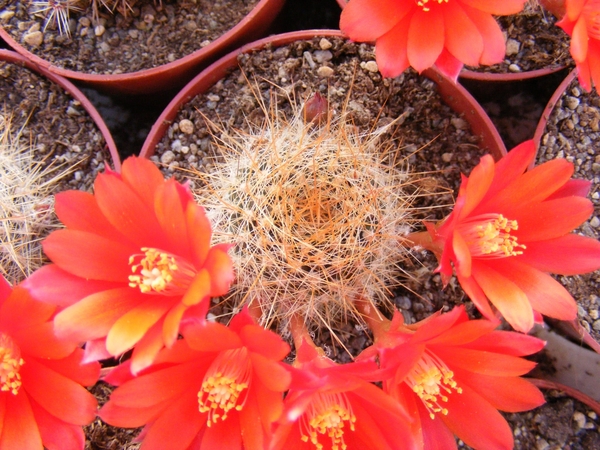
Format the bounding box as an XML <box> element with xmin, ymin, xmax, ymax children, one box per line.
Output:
<box><xmin>416</xmin><ymin>0</ymin><xmax>448</xmax><ymax>12</ymax></box>
<box><xmin>128</xmin><ymin>247</ymin><xmax>196</xmax><ymax>294</ymax></box>
<box><xmin>458</xmin><ymin>214</ymin><xmax>525</xmax><ymax>258</ymax></box>
<box><xmin>198</xmin><ymin>348</ymin><xmax>251</xmax><ymax>427</ymax></box>
<box><xmin>0</xmin><ymin>333</ymin><xmax>24</xmax><ymax>396</ymax></box>
<box><xmin>300</xmin><ymin>392</ymin><xmax>356</xmax><ymax>450</ymax></box>
<box><xmin>405</xmin><ymin>350</ymin><xmax>462</xmax><ymax>419</ymax></box>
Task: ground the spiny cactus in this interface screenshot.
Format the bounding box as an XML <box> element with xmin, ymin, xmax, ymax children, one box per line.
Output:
<box><xmin>0</xmin><ymin>112</ymin><xmax>72</xmax><ymax>283</ymax></box>
<box><xmin>192</xmin><ymin>93</ymin><xmax>423</xmax><ymax>335</ymax></box>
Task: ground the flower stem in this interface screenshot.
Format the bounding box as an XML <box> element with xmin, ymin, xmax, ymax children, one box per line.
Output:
<box><xmin>353</xmin><ymin>297</ymin><xmax>390</xmax><ymax>342</ymax></box>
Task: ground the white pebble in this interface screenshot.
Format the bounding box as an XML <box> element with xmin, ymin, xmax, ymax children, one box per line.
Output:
<box><xmin>179</xmin><ymin>119</ymin><xmax>194</xmax><ymax>134</ymax></box>
<box><xmin>319</xmin><ymin>38</ymin><xmax>332</xmax><ymax>50</ymax></box>
<box><xmin>317</xmin><ymin>66</ymin><xmax>334</xmax><ymax>78</ymax></box>
<box><xmin>573</xmin><ymin>411</ymin><xmax>586</xmax><ymax>429</ymax></box>
<box><xmin>23</xmin><ymin>31</ymin><xmax>43</xmax><ymax>47</ymax></box>
<box><xmin>363</xmin><ymin>60</ymin><xmax>379</xmax><ymax>73</ymax></box>
<box><xmin>94</xmin><ymin>25</ymin><xmax>106</xmax><ymax>37</ymax></box>
<box><xmin>161</xmin><ymin>150</ymin><xmax>176</xmax><ymax>164</ymax></box>
<box><xmin>505</xmin><ymin>38</ymin><xmax>520</xmax><ymax>56</ymax></box>
<box><xmin>508</xmin><ymin>63</ymin><xmax>521</xmax><ymax>72</ymax></box>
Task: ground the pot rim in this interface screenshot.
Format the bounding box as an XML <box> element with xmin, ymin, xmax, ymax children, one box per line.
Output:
<box><xmin>527</xmin><ymin>378</ymin><xmax>600</xmax><ymax>415</ymax></box>
<box><xmin>0</xmin><ymin>48</ymin><xmax>121</xmax><ymax>171</ymax></box>
<box><xmin>460</xmin><ymin>65</ymin><xmax>569</xmax><ymax>82</ymax></box>
<box><xmin>0</xmin><ymin>0</ymin><xmax>285</xmax><ymax>94</ymax></box>
<box><xmin>140</xmin><ymin>29</ymin><xmax>505</xmax><ymax>161</ymax></box>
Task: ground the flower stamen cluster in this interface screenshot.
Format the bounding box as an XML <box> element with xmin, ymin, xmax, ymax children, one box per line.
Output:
<box><xmin>405</xmin><ymin>350</ymin><xmax>462</xmax><ymax>419</ymax></box>
<box><xmin>198</xmin><ymin>347</ymin><xmax>252</xmax><ymax>426</ymax></box>
<box><xmin>301</xmin><ymin>391</ymin><xmax>356</xmax><ymax>450</ymax></box>
<box><xmin>0</xmin><ymin>333</ymin><xmax>24</xmax><ymax>396</ymax></box>
<box><xmin>128</xmin><ymin>247</ymin><xmax>195</xmax><ymax>294</ymax></box>
<box><xmin>459</xmin><ymin>214</ymin><xmax>525</xmax><ymax>258</ymax></box>
<box><xmin>416</xmin><ymin>0</ymin><xmax>449</xmax><ymax>13</ymax></box>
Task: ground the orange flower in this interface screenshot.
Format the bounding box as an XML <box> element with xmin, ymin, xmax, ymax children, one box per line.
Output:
<box><xmin>0</xmin><ymin>277</ymin><xmax>99</xmax><ymax>450</ymax></box>
<box><xmin>361</xmin><ymin>306</ymin><xmax>545</xmax><ymax>450</ymax></box>
<box><xmin>99</xmin><ymin>308</ymin><xmax>291</xmax><ymax>450</ymax></box>
<box><xmin>558</xmin><ymin>0</ymin><xmax>600</xmax><ymax>91</ymax></box>
<box><xmin>340</xmin><ymin>0</ymin><xmax>526</xmax><ymax>79</ymax></box>
<box><xmin>271</xmin><ymin>340</ymin><xmax>418</xmax><ymax>450</ymax></box>
<box><xmin>411</xmin><ymin>140</ymin><xmax>600</xmax><ymax>332</ymax></box>
<box><xmin>23</xmin><ymin>156</ymin><xmax>234</xmax><ymax>374</ymax></box>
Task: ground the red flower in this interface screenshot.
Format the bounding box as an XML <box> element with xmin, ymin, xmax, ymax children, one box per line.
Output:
<box><xmin>0</xmin><ymin>277</ymin><xmax>99</xmax><ymax>450</ymax></box>
<box><xmin>558</xmin><ymin>0</ymin><xmax>600</xmax><ymax>91</ymax></box>
<box><xmin>340</xmin><ymin>0</ymin><xmax>526</xmax><ymax>79</ymax></box>
<box><xmin>362</xmin><ymin>306</ymin><xmax>545</xmax><ymax>450</ymax></box>
<box><xmin>99</xmin><ymin>308</ymin><xmax>291</xmax><ymax>450</ymax></box>
<box><xmin>271</xmin><ymin>340</ymin><xmax>418</xmax><ymax>450</ymax></box>
<box><xmin>412</xmin><ymin>140</ymin><xmax>600</xmax><ymax>332</ymax></box>
<box><xmin>23</xmin><ymin>156</ymin><xmax>234</xmax><ymax>373</ymax></box>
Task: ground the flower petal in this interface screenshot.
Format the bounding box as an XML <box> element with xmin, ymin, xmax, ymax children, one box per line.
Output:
<box><xmin>512</xmin><ymin>196</ymin><xmax>593</xmax><ymax>242</ymax></box>
<box><xmin>206</xmin><ymin>245</ymin><xmax>235</xmax><ymax>297</ymax></box>
<box><xmin>376</xmin><ymin>19</ymin><xmax>411</xmax><ymax>77</ymax></box>
<box><xmin>40</xmin><ymin>348</ymin><xmax>100</xmax><ymax>386</ymax></box>
<box><xmin>471</xmin><ymin>262</ymin><xmax>533</xmax><ymax>332</ymax></box>
<box><xmin>21</xmin><ymin>357</ymin><xmax>97</xmax><ymax>425</ymax></box>
<box><xmin>459</xmin><ymin>154</ymin><xmax>495</xmax><ymax>219</ymax></box>
<box><xmin>463</xmin><ymin>330</ymin><xmax>545</xmax><ymax>356</ymax></box>
<box><xmin>43</xmin><ymin>230</ymin><xmax>133</xmax><ymax>282</ymax></box>
<box><xmin>54</xmin><ymin>287</ymin><xmax>147</xmax><ymax>343</ymax></box>
<box><xmin>459</xmin><ymin>0</ymin><xmax>526</xmax><ymax>15</ymax></box>
<box><xmin>29</xmin><ymin>398</ymin><xmax>84</xmax><ymax>450</ymax></box>
<box><xmin>130</xmin><ymin>321</ymin><xmax>166</xmax><ymax>375</ymax></box>
<box><xmin>435</xmin><ymin>347</ymin><xmax>537</xmax><ymax>376</ymax></box>
<box><xmin>452</xmin><ymin>231</ymin><xmax>472</xmax><ymax>278</ymax></box>
<box><xmin>187</xmin><ymin>203</ymin><xmax>212</xmax><ymax>268</ymax></box>
<box><xmin>516</xmin><ymin>234</ymin><xmax>600</xmax><ymax>275</ymax></box>
<box><xmin>120</xmin><ymin>156</ymin><xmax>165</xmax><ymax>209</ymax></box>
<box><xmin>339</xmin><ymin>0</ymin><xmax>413</xmax><ymax>41</ymax></box>
<box><xmin>183</xmin><ymin>321</ymin><xmax>243</xmax><ymax>352</ymax></box>
<box><xmin>250</xmin><ymin>353</ymin><xmax>291</xmax><ymax>392</ymax></box>
<box><xmin>407</xmin><ymin>9</ymin><xmax>444</xmax><ymax>72</ymax></box>
<box><xmin>486</xmin><ymin>259</ymin><xmax>577</xmax><ymax>321</ymax></box>
<box><xmin>1</xmin><ymin>393</ymin><xmax>43</xmax><ymax>450</ymax></box>
<box><xmin>99</xmin><ymin>399</ymin><xmax>167</xmax><ymax>428</ymax></box>
<box><xmin>455</xmin><ymin>272</ymin><xmax>497</xmax><ymax>322</ymax></box>
<box><xmin>154</xmin><ymin>180</ymin><xmax>192</xmax><ymax>259</ymax></box>
<box><xmin>106</xmin><ymin>296</ymin><xmax>175</xmax><ymax>356</ymax></box>
<box><xmin>571</xmin><ymin>16</ymin><xmax>589</xmax><ymax>62</ymax></box>
<box><xmin>241</xmin><ymin>325</ymin><xmax>291</xmax><ymax>361</ymax></box>
<box><xmin>201</xmin><ymin>411</ymin><xmax>242</xmax><ymax>450</ymax></box>
<box><xmin>463</xmin><ymin>4</ymin><xmax>505</xmax><ymax>65</ymax></box>
<box><xmin>483</xmin><ymin>140</ymin><xmax>536</xmax><ymax>201</ymax></box>
<box><xmin>443</xmin><ymin>1</ymin><xmax>483</xmax><ymax>66</ymax></box>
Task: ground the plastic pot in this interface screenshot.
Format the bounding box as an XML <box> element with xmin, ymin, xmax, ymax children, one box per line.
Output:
<box><xmin>0</xmin><ymin>0</ymin><xmax>285</xmax><ymax>96</ymax></box>
<box><xmin>0</xmin><ymin>49</ymin><xmax>120</xmax><ymax>170</ymax></box>
<box><xmin>140</xmin><ymin>29</ymin><xmax>505</xmax><ymax>161</ymax></box>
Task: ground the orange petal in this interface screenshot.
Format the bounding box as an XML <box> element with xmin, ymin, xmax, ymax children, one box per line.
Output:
<box><xmin>435</xmin><ymin>346</ymin><xmax>537</xmax><ymax>376</ymax></box>
<box><xmin>1</xmin><ymin>393</ymin><xmax>43</xmax><ymax>450</ymax></box>
<box><xmin>463</xmin><ymin>330</ymin><xmax>545</xmax><ymax>356</ymax></box>
<box><xmin>40</xmin><ymin>348</ymin><xmax>100</xmax><ymax>386</ymax></box>
<box><xmin>43</xmin><ymin>230</ymin><xmax>134</xmax><ymax>282</ymax></box>
<box><xmin>94</xmin><ymin>171</ymin><xmax>166</xmax><ymax>248</ymax></box>
<box><xmin>460</xmin><ymin>0</ymin><xmax>526</xmax><ymax>15</ymax></box>
<box><xmin>452</xmin><ymin>231</ymin><xmax>472</xmax><ymax>278</ymax></box>
<box><xmin>0</xmin><ymin>286</ymin><xmax>55</xmax><ymax>333</ymax></box>
<box><xmin>443</xmin><ymin>1</ymin><xmax>483</xmax><ymax>66</ymax></box>
<box><xmin>29</xmin><ymin>398</ymin><xmax>85</xmax><ymax>450</ymax></box>
<box><xmin>249</xmin><ymin>353</ymin><xmax>291</xmax><ymax>392</ymax></box>
<box><xmin>407</xmin><ymin>9</ymin><xmax>444</xmax><ymax>72</ymax></box>
<box><xmin>566</xmin><ymin>0</ymin><xmax>586</xmax><ymax>21</ymax></box>
<box><xmin>205</xmin><ymin>246</ymin><xmax>235</xmax><ymax>297</ymax></box>
<box><xmin>375</xmin><ymin>17</ymin><xmax>411</xmax><ymax>78</ymax></box>
<box><xmin>463</xmin><ymin>4</ymin><xmax>505</xmax><ymax>65</ymax></box>
<box><xmin>517</xmin><ymin>234</ymin><xmax>600</xmax><ymax>275</ymax></box>
<box><xmin>99</xmin><ymin>399</ymin><xmax>167</xmax><ymax>428</ymax></box>
<box><xmin>571</xmin><ymin>16</ymin><xmax>589</xmax><ymax>62</ymax></box>
<box><xmin>339</xmin><ymin>0</ymin><xmax>413</xmax><ymax>41</ymax></box>
<box><xmin>459</xmin><ymin>154</ymin><xmax>494</xmax><ymax>219</ymax></box>
<box><xmin>183</xmin><ymin>321</ymin><xmax>242</xmax><ymax>352</ymax></box>
<box><xmin>483</xmin><ymin>140</ymin><xmax>536</xmax><ymax>201</ymax></box>
<box><xmin>162</xmin><ymin>302</ymin><xmax>189</xmax><ymax>348</ymax></box>
<box><xmin>471</xmin><ymin>262</ymin><xmax>533</xmax><ymax>333</ymax></box>
<box><xmin>512</xmin><ymin>196</ymin><xmax>593</xmax><ymax>242</ymax></box>
<box><xmin>120</xmin><ymin>156</ymin><xmax>165</xmax><ymax>210</ymax></box>
<box><xmin>54</xmin><ymin>288</ymin><xmax>146</xmax><ymax>343</ymax></box>
<box><xmin>130</xmin><ymin>321</ymin><xmax>166</xmax><ymax>375</ymax></box>
<box><xmin>587</xmin><ymin>39</ymin><xmax>600</xmax><ymax>90</ymax></box>
<box><xmin>186</xmin><ymin>203</ymin><xmax>212</xmax><ymax>267</ymax></box>
<box><xmin>426</xmin><ymin>320</ymin><xmax>497</xmax><ymax>347</ymax></box>
<box><xmin>452</xmin><ymin>368</ymin><xmax>545</xmax><ymax>412</ymax></box>
<box><xmin>154</xmin><ymin>180</ymin><xmax>191</xmax><ymax>259</ymax></box>
<box><xmin>487</xmin><ymin>259</ymin><xmax>577</xmax><ymax>321</ymax></box>
<box><xmin>182</xmin><ymin>270</ymin><xmax>211</xmax><ymax>306</ymax></box>
<box><xmin>441</xmin><ymin>382</ymin><xmax>514</xmax><ymax>450</ymax></box>
<box><xmin>106</xmin><ymin>296</ymin><xmax>174</xmax><ymax>356</ymax></box>
<box><xmin>21</xmin><ymin>357</ymin><xmax>97</xmax><ymax>425</ymax></box>
<box><xmin>455</xmin><ymin>272</ymin><xmax>497</xmax><ymax>322</ymax></box>
<box><xmin>241</xmin><ymin>325</ymin><xmax>290</xmax><ymax>361</ymax></box>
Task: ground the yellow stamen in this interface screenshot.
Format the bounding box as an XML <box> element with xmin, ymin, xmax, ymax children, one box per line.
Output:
<box><xmin>416</xmin><ymin>0</ymin><xmax>448</xmax><ymax>12</ymax></box>
<box><xmin>128</xmin><ymin>247</ymin><xmax>196</xmax><ymax>294</ymax></box>
<box><xmin>406</xmin><ymin>350</ymin><xmax>462</xmax><ymax>419</ymax></box>
<box><xmin>0</xmin><ymin>333</ymin><xmax>24</xmax><ymax>396</ymax></box>
<box><xmin>300</xmin><ymin>392</ymin><xmax>356</xmax><ymax>450</ymax></box>
<box><xmin>198</xmin><ymin>348</ymin><xmax>251</xmax><ymax>427</ymax></box>
<box><xmin>460</xmin><ymin>214</ymin><xmax>526</xmax><ymax>258</ymax></box>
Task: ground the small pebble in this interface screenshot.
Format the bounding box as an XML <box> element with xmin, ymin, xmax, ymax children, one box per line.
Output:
<box><xmin>179</xmin><ymin>119</ymin><xmax>194</xmax><ymax>134</ymax></box>
<box><xmin>508</xmin><ymin>63</ymin><xmax>521</xmax><ymax>72</ymax></box>
<box><xmin>0</xmin><ymin>10</ymin><xmax>15</xmax><ymax>21</ymax></box>
<box><xmin>505</xmin><ymin>38</ymin><xmax>520</xmax><ymax>56</ymax></box>
<box><xmin>441</xmin><ymin>152</ymin><xmax>453</xmax><ymax>162</ymax></box>
<box><xmin>564</xmin><ymin>96</ymin><xmax>580</xmax><ymax>110</ymax></box>
<box><xmin>319</xmin><ymin>38</ymin><xmax>332</xmax><ymax>50</ymax></box>
<box><xmin>363</xmin><ymin>60</ymin><xmax>379</xmax><ymax>73</ymax></box>
<box><xmin>590</xmin><ymin>216</ymin><xmax>600</xmax><ymax>228</ymax></box>
<box><xmin>451</xmin><ymin>117</ymin><xmax>468</xmax><ymax>130</ymax></box>
<box><xmin>593</xmin><ymin>319</ymin><xmax>600</xmax><ymax>331</ymax></box>
<box><xmin>573</xmin><ymin>411</ymin><xmax>586</xmax><ymax>429</ymax></box>
<box><xmin>23</xmin><ymin>31</ymin><xmax>43</xmax><ymax>47</ymax></box>
<box><xmin>94</xmin><ymin>25</ymin><xmax>106</xmax><ymax>37</ymax></box>
<box><xmin>161</xmin><ymin>150</ymin><xmax>176</xmax><ymax>164</ymax></box>
<box><xmin>317</xmin><ymin>66</ymin><xmax>334</xmax><ymax>78</ymax></box>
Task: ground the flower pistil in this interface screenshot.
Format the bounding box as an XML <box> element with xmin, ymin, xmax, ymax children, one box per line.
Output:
<box><xmin>405</xmin><ymin>350</ymin><xmax>462</xmax><ymax>419</ymax></box>
<box><xmin>0</xmin><ymin>333</ymin><xmax>24</xmax><ymax>395</ymax></box>
<box><xmin>458</xmin><ymin>214</ymin><xmax>525</xmax><ymax>258</ymax></box>
<box><xmin>128</xmin><ymin>247</ymin><xmax>196</xmax><ymax>294</ymax></box>
<box><xmin>300</xmin><ymin>391</ymin><xmax>357</xmax><ymax>450</ymax></box>
<box><xmin>197</xmin><ymin>348</ymin><xmax>251</xmax><ymax>426</ymax></box>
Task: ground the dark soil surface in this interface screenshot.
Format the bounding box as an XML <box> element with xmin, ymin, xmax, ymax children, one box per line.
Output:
<box><xmin>0</xmin><ymin>0</ymin><xmax>258</xmax><ymax>74</ymax></box>
<box><xmin>537</xmin><ymin>74</ymin><xmax>600</xmax><ymax>345</ymax></box>
<box><xmin>465</xmin><ymin>4</ymin><xmax>572</xmax><ymax>75</ymax></box>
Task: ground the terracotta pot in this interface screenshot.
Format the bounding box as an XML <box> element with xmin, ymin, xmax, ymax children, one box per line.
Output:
<box><xmin>0</xmin><ymin>49</ymin><xmax>120</xmax><ymax>170</ymax></box>
<box><xmin>140</xmin><ymin>29</ymin><xmax>505</xmax><ymax>161</ymax></box>
<box><xmin>0</xmin><ymin>0</ymin><xmax>285</xmax><ymax>96</ymax></box>
<box><xmin>528</xmin><ymin>379</ymin><xmax>600</xmax><ymax>415</ymax></box>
